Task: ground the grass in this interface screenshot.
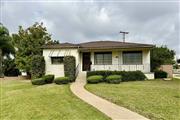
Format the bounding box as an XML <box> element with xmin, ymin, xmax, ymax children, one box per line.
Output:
<box><xmin>86</xmin><ymin>78</ymin><xmax>180</xmax><ymax>120</ymax></box>
<box><xmin>0</xmin><ymin>80</ymin><xmax>110</xmax><ymax>120</ymax></box>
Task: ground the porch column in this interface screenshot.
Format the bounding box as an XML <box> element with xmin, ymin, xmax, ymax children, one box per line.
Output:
<box><xmin>91</xmin><ymin>51</ymin><xmax>94</xmax><ymax>64</ymax></box>
<box><xmin>90</xmin><ymin>52</ymin><xmax>94</xmax><ymax>71</ymax></box>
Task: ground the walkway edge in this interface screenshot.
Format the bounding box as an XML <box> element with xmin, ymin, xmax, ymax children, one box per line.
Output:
<box><xmin>70</xmin><ymin>72</ymin><xmax>149</xmax><ymax>120</ymax></box>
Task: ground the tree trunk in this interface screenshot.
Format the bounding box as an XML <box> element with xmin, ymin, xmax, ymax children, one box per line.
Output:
<box><xmin>0</xmin><ymin>48</ymin><xmax>4</xmax><ymax>77</ymax></box>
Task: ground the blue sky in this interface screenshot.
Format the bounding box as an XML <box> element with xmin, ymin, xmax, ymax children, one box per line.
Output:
<box><xmin>0</xmin><ymin>0</ymin><xmax>179</xmax><ymax>58</ymax></box>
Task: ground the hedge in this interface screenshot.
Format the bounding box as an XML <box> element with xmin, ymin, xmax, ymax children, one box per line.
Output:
<box><xmin>121</xmin><ymin>71</ymin><xmax>146</xmax><ymax>81</ymax></box>
<box><xmin>31</xmin><ymin>55</ymin><xmax>45</xmax><ymax>79</ymax></box>
<box><xmin>87</xmin><ymin>70</ymin><xmax>113</xmax><ymax>81</ymax></box>
<box><xmin>54</xmin><ymin>77</ymin><xmax>69</xmax><ymax>84</ymax></box>
<box><xmin>43</xmin><ymin>74</ymin><xmax>54</xmax><ymax>83</ymax></box>
<box><xmin>31</xmin><ymin>78</ymin><xmax>46</xmax><ymax>85</ymax></box>
<box><xmin>87</xmin><ymin>70</ymin><xmax>146</xmax><ymax>81</ymax></box>
<box><xmin>155</xmin><ymin>70</ymin><xmax>167</xmax><ymax>78</ymax></box>
<box><xmin>3</xmin><ymin>58</ymin><xmax>20</xmax><ymax>76</ymax></box>
<box><xmin>87</xmin><ymin>75</ymin><xmax>103</xmax><ymax>84</ymax></box>
<box><xmin>106</xmin><ymin>75</ymin><xmax>122</xmax><ymax>84</ymax></box>
<box><xmin>64</xmin><ymin>56</ymin><xmax>76</xmax><ymax>82</ymax></box>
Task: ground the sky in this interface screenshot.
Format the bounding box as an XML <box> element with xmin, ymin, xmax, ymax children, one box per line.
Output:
<box><xmin>0</xmin><ymin>0</ymin><xmax>179</xmax><ymax>58</ymax></box>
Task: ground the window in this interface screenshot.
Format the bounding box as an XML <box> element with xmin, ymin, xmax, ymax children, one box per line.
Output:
<box><xmin>123</xmin><ymin>51</ymin><xmax>142</xmax><ymax>64</ymax></box>
<box><xmin>94</xmin><ymin>52</ymin><xmax>112</xmax><ymax>65</ymax></box>
<box><xmin>51</xmin><ymin>57</ymin><xmax>64</xmax><ymax>64</ymax></box>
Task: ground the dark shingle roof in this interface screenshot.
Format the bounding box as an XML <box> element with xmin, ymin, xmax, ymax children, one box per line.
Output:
<box><xmin>79</xmin><ymin>41</ymin><xmax>154</xmax><ymax>49</ymax></box>
<box><xmin>42</xmin><ymin>41</ymin><xmax>154</xmax><ymax>49</ymax></box>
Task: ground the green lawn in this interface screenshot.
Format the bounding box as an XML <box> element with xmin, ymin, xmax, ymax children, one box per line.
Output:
<box><xmin>86</xmin><ymin>79</ymin><xmax>180</xmax><ymax>120</ymax></box>
<box><xmin>0</xmin><ymin>80</ymin><xmax>110</xmax><ymax>120</ymax></box>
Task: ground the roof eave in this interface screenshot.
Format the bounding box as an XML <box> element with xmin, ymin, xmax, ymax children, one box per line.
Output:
<box><xmin>41</xmin><ymin>46</ymin><xmax>79</xmax><ymax>49</ymax></box>
<box><xmin>79</xmin><ymin>46</ymin><xmax>154</xmax><ymax>50</ymax></box>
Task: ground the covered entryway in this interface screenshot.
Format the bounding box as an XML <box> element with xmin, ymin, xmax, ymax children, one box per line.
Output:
<box><xmin>82</xmin><ymin>52</ymin><xmax>91</xmax><ymax>71</ymax></box>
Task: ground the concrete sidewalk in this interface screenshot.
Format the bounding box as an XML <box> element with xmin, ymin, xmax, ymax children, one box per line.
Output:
<box><xmin>70</xmin><ymin>72</ymin><xmax>149</xmax><ymax>120</ymax></box>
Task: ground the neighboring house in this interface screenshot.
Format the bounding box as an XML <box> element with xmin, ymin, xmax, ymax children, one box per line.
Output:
<box><xmin>42</xmin><ymin>41</ymin><xmax>154</xmax><ymax>79</ymax></box>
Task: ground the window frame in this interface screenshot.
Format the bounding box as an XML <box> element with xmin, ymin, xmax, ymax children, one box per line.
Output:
<box><xmin>51</xmin><ymin>57</ymin><xmax>64</xmax><ymax>64</ymax></box>
<box><xmin>94</xmin><ymin>52</ymin><xmax>112</xmax><ymax>65</ymax></box>
<box><xmin>122</xmin><ymin>51</ymin><xmax>143</xmax><ymax>65</ymax></box>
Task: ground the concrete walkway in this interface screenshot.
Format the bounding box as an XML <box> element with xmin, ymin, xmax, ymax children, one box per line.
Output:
<box><xmin>70</xmin><ymin>72</ymin><xmax>149</xmax><ymax>120</ymax></box>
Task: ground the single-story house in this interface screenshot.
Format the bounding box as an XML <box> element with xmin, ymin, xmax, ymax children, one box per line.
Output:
<box><xmin>42</xmin><ymin>41</ymin><xmax>155</xmax><ymax>79</ymax></box>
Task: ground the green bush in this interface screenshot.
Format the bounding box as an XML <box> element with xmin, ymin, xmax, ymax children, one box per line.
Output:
<box><xmin>64</xmin><ymin>56</ymin><xmax>76</xmax><ymax>82</ymax></box>
<box><xmin>87</xmin><ymin>75</ymin><xmax>103</xmax><ymax>84</ymax></box>
<box><xmin>121</xmin><ymin>71</ymin><xmax>146</xmax><ymax>81</ymax></box>
<box><xmin>87</xmin><ymin>70</ymin><xmax>146</xmax><ymax>81</ymax></box>
<box><xmin>43</xmin><ymin>74</ymin><xmax>54</xmax><ymax>83</ymax></box>
<box><xmin>31</xmin><ymin>78</ymin><xmax>46</xmax><ymax>85</ymax></box>
<box><xmin>54</xmin><ymin>77</ymin><xmax>69</xmax><ymax>84</ymax></box>
<box><xmin>155</xmin><ymin>70</ymin><xmax>167</xmax><ymax>78</ymax></box>
<box><xmin>106</xmin><ymin>75</ymin><xmax>122</xmax><ymax>84</ymax></box>
<box><xmin>31</xmin><ymin>55</ymin><xmax>45</xmax><ymax>79</ymax></box>
<box><xmin>87</xmin><ymin>70</ymin><xmax>113</xmax><ymax>81</ymax></box>
<box><xmin>3</xmin><ymin>57</ymin><xmax>20</xmax><ymax>76</ymax></box>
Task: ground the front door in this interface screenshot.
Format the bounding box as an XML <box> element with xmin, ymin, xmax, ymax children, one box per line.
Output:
<box><xmin>82</xmin><ymin>52</ymin><xmax>91</xmax><ymax>71</ymax></box>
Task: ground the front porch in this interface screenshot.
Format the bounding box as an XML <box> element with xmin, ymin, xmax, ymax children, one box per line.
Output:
<box><xmin>80</xmin><ymin>48</ymin><xmax>151</xmax><ymax>73</ymax></box>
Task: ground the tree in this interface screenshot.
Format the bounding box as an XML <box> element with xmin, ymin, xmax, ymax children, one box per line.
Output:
<box><xmin>0</xmin><ymin>23</ymin><xmax>14</xmax><ymax>77</ymax></box>
<box><xmin>151</xmin><ymin>46</ymin><xmax>175</xmax><ymax>71</ymax></box>
<box><xmin>46</xmin><ymin>40</ymin><xmax>59</xmax><ymax>45</ymax></box>
<box><xmin>12</xmin><ymin>22</ymin><xmax>52</xmax><ymax>77</ymax></box>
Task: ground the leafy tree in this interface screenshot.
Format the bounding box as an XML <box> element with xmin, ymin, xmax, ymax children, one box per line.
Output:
<box><xmin>151</xmin><ymin>46</ymin><xmax>175</xmax><ymax>71</ymax></box>
<box><xmin>46</xmin><ymin>40</ymin><xmax>59</xmax><ymax>45</ymax></box>
<box><xmin>0</xmin><ymin>23</ymin><xmax>14</xmax><ymax>77</ymax></box>
<box><xmin>12</xmin><ymin>22</ymin><xmax>52</xmax><ymax>76</ymax></box>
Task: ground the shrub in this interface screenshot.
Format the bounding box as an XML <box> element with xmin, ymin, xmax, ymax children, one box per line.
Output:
<box><xmin>31</xmin><ymin>78</ymin><xmax>46</xmax><ymax>85</ymax></box>
<box><xmin>3</xmin><ymin>58</ymin><xmax>20</xmax><ymax>76</ymax></box>
<box><xmin>31</xmin><ymin>55</ymin><xmax>45</xmax><ymax>79</ymax></box>
<box><xmin>121</xmin><ymin>71</ymin><xmax>146</xmax><ymax>81</ymax></box>
<box><xmin>43</xmin><ymin>74</ymin><xmax>54</xmax><ymax>83</ymax></box>
<box><xmin>54</xmin><ymin>77</ymin><xmax>69</xmax><ymax>84</ymax></box>
<box><xmin>155</xmin><ymin>70</ymin><xmax>167</xmax><ymax>78</ymax></box>
<box><xmin>106</xmin><ymin>75</ymin><xmax>122</xmax><ymax>84</ymax></box>
<box><xmin>64</xmin><ymin>56</ymin><xmax>76</xmax><ymax>82</ymax></box>
<box><xmin>87</xmin><ymin>75</ymin><xmax>103</xmax><ymax>84</ymax></box>
<box><xmin>87</xmin><ymin>70</ymin><xmax>146</xmax><ymax>81</ymax></box>
<box><xmin>87</xmin><ymin>70</ymin><xmax>112</xmax><ymax>81</ymax></box>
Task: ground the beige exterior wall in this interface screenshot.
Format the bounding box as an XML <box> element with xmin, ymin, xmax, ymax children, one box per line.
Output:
<box><xmin>43</xmin><ymin>48</ymin><xmax>79</xmax><ymax>77</ymax></box>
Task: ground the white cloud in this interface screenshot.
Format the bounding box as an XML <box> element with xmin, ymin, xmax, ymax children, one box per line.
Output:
<box><xmin>1</xmin><ymin>0</ymin><xmax>179</xmax><ymax>57</ymax></box>
<box><xmin>98</xmin><ymin>8</ymin><xmax>110</xmax><ymax>23</ymax></box>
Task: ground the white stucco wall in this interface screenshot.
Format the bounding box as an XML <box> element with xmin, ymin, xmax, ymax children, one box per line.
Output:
<box><xmin>143</xmin><ymin>50</ymin><xmax>150</xmax><ymax>65</ymax></box>
<box><xmin>43</xmin><ymin>48</ymin><xmax>79</xmax><ymax>78</ymax></box>
<box><xmin>144</xmin><ymin>73</ymin><xmax>154</xmax><ymax>79</ymax></box>
<box><xmin>43</xmin><ymin>48</ymin><xmax>152</xmax><ymax>78</ymax></box>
